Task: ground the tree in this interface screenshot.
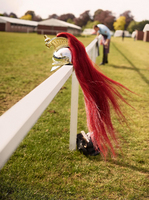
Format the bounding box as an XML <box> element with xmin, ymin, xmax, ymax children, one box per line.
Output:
<box><xmin>20</xmin><ymin>14</ymin><xmax>32</xmax><ymax>20</ymax></box>
<box><xmin>127</xmin><ymin>20</ymin><xmax>149</xmax><ymax>33</ymax></box>
<box><xmin>73</xmin><ymin>17</ymin><xmax>83</xmax><ymax>27</ymax></box>
<box><xmin>20</xmin><ymin>10</ymin><xmax>42</xmax><ymax>21</ymax></box>
<box><xmin>9</xmin><ymin>12</ymin><xmax>18</xmax><ymax>18</ymax></box>
<box><xmin>113</xmin><ymin>16</ymin><xmax>126</xmax><ymax>30</ymax></box>
<box><xmin>67</xmin><ymin>18</ymin><xmax>75</xmax><ymax>24</ymax></box>
<box><xmin>33</xmin><ymin>15</ymin><xmax>42</xmax><ymax>22</ymax></box>
<box><xmin>74</xmin><ymin>10</ymin><xmax>91</xmax><ymax>27</ymax></box>
<box><xmin>93</xmin><ymin>9</ymin><xmax>103</xmax><ymax>20</ymax></box>
<box><xmin>25</xmin><ymin>11</ymin><xmax>35</xmax><ymax>19</ymax></box>
<box><xmin>58</xmin><ymin>13</ymin><xmax>75</xmax><ymax>22</ymax></box>
<box><xmin>48</xmin><ymin>14</ymin><xmax>58</xmax><ymax>19</ymax></box>
<box><xmin>120</xmin><ymin>10</ymin><xmax>134</xmax><ymax>29</ymax></box>
<box><xmin>104</xmin><ymin>16</ymin><xmax>115</xmax><ymax>30</ymax></box>
<box><xmin>127</xmin><ymin>20</ymin><xmax>138</xmax><ymax>33</ymax></box>
<box><xmin>83</xmin><ymin>20</ymin><xmax>100</xmax><ymax>29</ymax></box>
<box><xmin>93</xmin><ymin>10</ymin><xmax>115</xmax><ymax>30</ymax></box>
<box><xmin>3</xmin><ymin>12</ymin><xmax>9</xmax><ymax>17</ymax></box>
<box><xmin>136</xmin><ymin>20</ymin><xmax>149</xmax><ymax>31</ymax></box>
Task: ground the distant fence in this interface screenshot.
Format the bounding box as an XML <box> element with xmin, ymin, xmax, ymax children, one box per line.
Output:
<box><xmin>0</xmin><ymin>35</ymin><xmax>101</xmax><ymax>170</ymax></box>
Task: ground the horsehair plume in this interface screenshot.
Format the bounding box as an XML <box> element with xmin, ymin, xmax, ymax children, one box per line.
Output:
<box><xmin>57</xmin><ymin>32</ymin><xmax>133</xmax><ymax>158</ymax></box>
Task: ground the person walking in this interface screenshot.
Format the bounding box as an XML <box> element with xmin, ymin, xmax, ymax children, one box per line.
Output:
<box><xmin>94</xmin><ymin>24</ymin><xmax>111</xmax><ymax>65</ymax></box>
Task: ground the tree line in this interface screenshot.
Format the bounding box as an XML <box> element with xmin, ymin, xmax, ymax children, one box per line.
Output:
<box><xmin>1</xmin><ymin>9</ymin><xmax>149</xmax><ymax>33</ymax></box>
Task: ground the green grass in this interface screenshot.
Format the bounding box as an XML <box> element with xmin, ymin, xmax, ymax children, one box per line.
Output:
<box><xmin>0</xmin><ymin>33</ymin><xmax>149</xmax><ymax>199</ymax></box>
<box><xmin>0</xmin><ymin>32</ymin><xmax>94</xmax><ymax>115</ymax></box>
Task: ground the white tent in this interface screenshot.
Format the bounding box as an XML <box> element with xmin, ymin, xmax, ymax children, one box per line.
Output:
<box><xmin>114</xmin><ymin>30</ymin><xmax>131</xmax><ymax>37</ymax></box>
<box><xmin>82</xmin><ymin>29</ymin><xmax>114</xmax><ymax>36</ymax></box>
<box><xmin>143</xmin><ymin>24</ymin><xmax>149</xmax><ymax>32</ymax></box>
<box><xmin>131</xmin><ymin>31</ymin><xmax>136</xmax><ymax>38</ymax></box>
<box><xmin>110</xmin><ymin>31</ymin><xmax>114</xmax><ymax>36</ymax></box>
<box><xmin>81</xmin><ymin>28</ymin><xmax>96</xmax><ymax>35</ymax></box>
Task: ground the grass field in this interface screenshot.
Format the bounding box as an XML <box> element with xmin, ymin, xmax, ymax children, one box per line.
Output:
<box><xmin>0</xmin><ymin>32</ymin><xmax>149</xmax><ymax>200</ymax></box>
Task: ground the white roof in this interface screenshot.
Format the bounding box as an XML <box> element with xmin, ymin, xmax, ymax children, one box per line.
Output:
<box><xmin>0</xmin><ymin>17</ymin><xmax>6</xmax><ymax>23</ymax></box>
<box><xmin>143</xmin><ymin>24</ymin><xmax>149</xmax><ymax>32</ymax></box>
<box><xmin>0</xmin><ymin>16</ymin><xmax>38</xmax><ymax>26</ymax></box>
<box><xmin>38</xmin><ymin>18</ymin><xmax>81</xmax><ymax>30</ymax></box>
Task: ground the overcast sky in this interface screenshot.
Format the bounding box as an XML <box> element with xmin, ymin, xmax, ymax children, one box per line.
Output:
<box><xmin>0</xmin><ymin>0</ymin><xmax>149</xmax><ymax>21</ymax></box>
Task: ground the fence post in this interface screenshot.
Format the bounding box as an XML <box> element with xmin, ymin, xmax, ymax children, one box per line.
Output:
<box><xmin>69</xmin><ymin>70</ymin><xmax>79</xmax><ymax>150</ymax></box>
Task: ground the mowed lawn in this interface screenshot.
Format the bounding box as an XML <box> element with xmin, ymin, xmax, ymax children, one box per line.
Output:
<box><xmin>0</xmin><ymin>32</ymin><xmax>149</xmax><ymax>200</ymax></box>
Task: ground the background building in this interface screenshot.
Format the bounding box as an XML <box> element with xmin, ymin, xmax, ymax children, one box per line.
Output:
<box><xmin>37</xmin><ymin>18</ymin><xmax>81</xmax><ymax>35</ymax></box>
<box><xmin>0</xmin><ymin>16</ymin><xmax>37</xmax><ymax>33</ymax></box>
<box><xmin>114</xmin><ymin>30</ymin><xmax>131</xmax><ymax>37</ymax></box>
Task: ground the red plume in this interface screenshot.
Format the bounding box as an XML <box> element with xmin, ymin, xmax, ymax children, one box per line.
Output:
<box><xmin>57</xmin><ymin>32</ymin><xmax>133</xmax><ymax>158</ymax></box>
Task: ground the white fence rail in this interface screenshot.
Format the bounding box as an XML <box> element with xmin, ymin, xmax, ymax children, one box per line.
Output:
<box><xmin>0</xmin><ymin>36</ymin><xmax>101</xmax><ymax>169</ymax></box>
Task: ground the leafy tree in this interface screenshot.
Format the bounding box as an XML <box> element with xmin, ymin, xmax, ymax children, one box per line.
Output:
<box><xmin>73</xmin><ymin>17</ymin><xmax>83</xmax><ymax>27</ymax></box>
<box><xmin>127</xmin><ymin>20</ymin><xmax>138</xmax><ymax>33</ymax></box>
<box><xmin>93</xmin><ymin>10</ymin><xmax>115</xmax><ymax>30</ymax></box>
<box><xmin>20</xmin><ymin>14</ymin><xmax>32</xmax><ymax>20</ymax></box>
<box><xmin>120</xmin><ymin>10</ymin><xmax>134</xmax><ymax>29</ymax></box>
<box><xmin>67</xmin><ymin>18</ymin><xmax>75</xmax><ymax>24</ymax></box>
<box><xmin>93</xmin><ymin>9</ymin><xmax>103</xmax><ymax>20</ymax></box>
<box><xmin>33</xmin><ymin>15</ymin><xmax>42</xmax><ymax>22</ymax></box>
<box><xmin>20</xmin><ymin>10</ymin><xmax>42</xmax><ymax>21</ymax></box>
<box><xmin>9</xmin><ymin>12</ymin><xmax>18</xmax><ymax>18</ymax></box>
<box><xmin>113</xmin><ymin>16</ymin><xmax>126</xmax><ymax>30</ymax></box>
<box><xmin>136</xmin><ymin>20</ymin><xmax>149</xmax><ymax>31</ymax></box>
<box><xmin>58</xmin><ymin>13</ymin><xmax>75</xmax><ymax>22</ymax></box>
<box><xmin>104</xmin><ymin>16</ymin><xmax>115</xmax><ymax>30</ymax></box>
<box><xmin>48</xmin><ymin>14</ymin><xmax>58</xmax><ymax>19</ymax></box>
<box><xmin>25</xmin><ymin>11</ymin><xmax>35</xmax><ymax>19</ymax></box>
<box><xmin>83</xmin><ymin>20</ymin><xmax>100</xmax><ymax>29</ymax></box>
<box><xmin>3</xmin><ymin>12</ymin><xmax>9</xmax><ymax>17</ymax></box>
<box><xmin>127</xmin><ymin>20</ymin><xmax>149</xmax><ymax>33</ymax></box>
<box><xmin>74</xmin><ymin>10</ymin><xmax>91</xmax><ymax>27</ymax></box>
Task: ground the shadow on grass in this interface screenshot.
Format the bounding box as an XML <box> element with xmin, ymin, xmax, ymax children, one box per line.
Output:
<box><xmin>108</xmin><ymin>158</ymin><xmax>149</xmax><ymax>175</ymax></box>
<box><xmin>86</xmin><ymin>153</ymin><xmax>149</xmax><ymax>175</ymax></box>
<box><xmin>111</xmin><ymin>42</ymin><xmax>149</xmax><ymax>85</ymax></box>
